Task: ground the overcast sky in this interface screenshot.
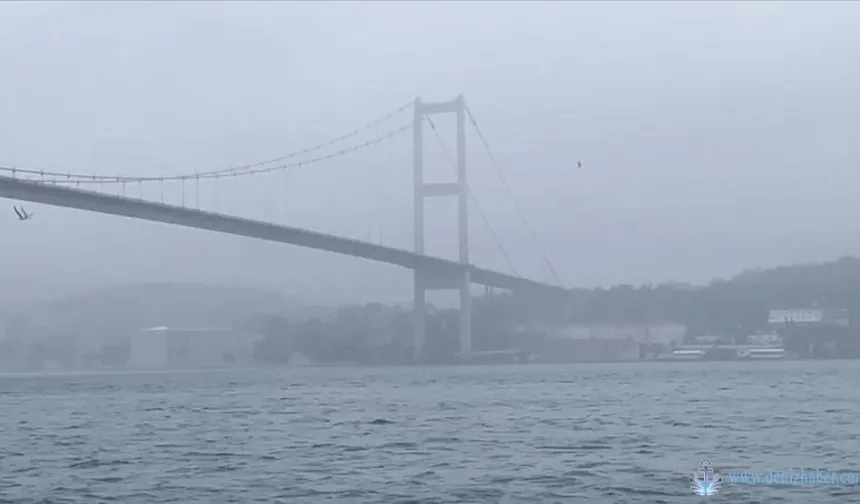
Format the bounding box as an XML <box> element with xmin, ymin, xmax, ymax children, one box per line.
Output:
<box><xmin>1</xmin><ymin>1</ymin><xmax>859</xmax><ymax>306</ymax></box>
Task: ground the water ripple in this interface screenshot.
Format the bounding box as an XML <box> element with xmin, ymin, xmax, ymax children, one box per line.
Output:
<box><xmin>1</xmin><ymin>361</ymin><xmax>860</xmax><ymax>503</ymax></box>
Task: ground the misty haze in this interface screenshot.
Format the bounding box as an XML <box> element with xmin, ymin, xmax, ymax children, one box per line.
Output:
<box><xmin>2</xmin><ymin>2</ymin><xmax>860</xmax><ymax>503</ymax></box>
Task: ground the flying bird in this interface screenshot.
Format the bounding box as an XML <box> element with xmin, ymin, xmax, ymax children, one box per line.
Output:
<box><xmin>13</xmin><ymin>206</ymin><xmax>33</xmax><ymax>220</ymax></box>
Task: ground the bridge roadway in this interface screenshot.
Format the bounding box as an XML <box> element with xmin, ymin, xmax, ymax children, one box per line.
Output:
<box><xmin>0</xmin><ymin>175</ymin><xmax>568</xmax><ymax>295</ymax></box>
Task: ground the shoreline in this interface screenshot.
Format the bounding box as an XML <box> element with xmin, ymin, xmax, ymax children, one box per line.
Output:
<box><xmin>3</xmin><ymin>355</ymin><xmax>859</xmax><ymax>376</ymax></box>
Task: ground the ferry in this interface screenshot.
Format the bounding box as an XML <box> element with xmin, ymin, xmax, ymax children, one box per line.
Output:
<box><xmin>660</xmin><ymin>345</ymin><xmax>793</xmax><ymax>361</ymax></box>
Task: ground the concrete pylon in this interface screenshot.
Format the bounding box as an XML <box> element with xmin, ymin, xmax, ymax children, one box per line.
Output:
<box><xmin>412</xmin><ymin>95</ymin><xmax>471</xmax><ymax>362</ymax></box>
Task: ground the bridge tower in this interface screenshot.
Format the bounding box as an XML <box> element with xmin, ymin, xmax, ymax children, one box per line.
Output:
<box><xmin>412</xmin><ymin>95</ymin><xmax>471</xmax><ymax>362</ymax></box>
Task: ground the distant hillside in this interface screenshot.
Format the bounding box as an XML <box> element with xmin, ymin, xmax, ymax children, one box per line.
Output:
<box><xmin>12</xmin><ymin>256</ymin><xmax>860</xmax><ymax>343</ymax></box>
<box><xmin>12</xmin><ymin>282</ymin><xmax>291</xmax><ymax>339</ymax></box>
<box><xmin>561</xmin><ymin>256</ymin><xmax>860</xmax><ymax>336</ymax></box>
<box><xmin>729</xmin><ymin>256</ymin><xmax>860</xmax><ymax>289</ymax></box>
<box><xmin>0</xmin><ymin>274</ymin><xmax>63</xmax><ymax>313</ymax></box>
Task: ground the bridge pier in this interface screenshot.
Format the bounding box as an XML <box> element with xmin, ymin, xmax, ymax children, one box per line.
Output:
<box><xmin>459</xmin><ymin>268</ymin><xmax>472</xmax><ymax>355</ymax></box>
<box><xmin>413</xmin><ymin>95</ymin><xmax>471</xmax><ymax>362</ymax></box>
<box><xmin>412</xmin><ymin>270</ymin><xmax>426</xmax><ymax>363</ymax></box>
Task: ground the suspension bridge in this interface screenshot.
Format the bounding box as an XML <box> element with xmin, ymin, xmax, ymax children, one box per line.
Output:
<box><xmin>0</xmin><ymin>95</ymin><xmax>569</xmax><ymax>361</ymax></box>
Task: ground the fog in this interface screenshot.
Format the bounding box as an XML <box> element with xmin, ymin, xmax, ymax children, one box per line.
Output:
<box><xmin>1</xmin><ymin>1</ymin><xmax>859</xmax><ymax>306</ymax></box>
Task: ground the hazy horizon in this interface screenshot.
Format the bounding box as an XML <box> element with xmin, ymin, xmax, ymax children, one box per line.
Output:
<box><xmin>3</xmin><ymin>2</ymin><xmax>860</xmax><ymax>308</ymax></box>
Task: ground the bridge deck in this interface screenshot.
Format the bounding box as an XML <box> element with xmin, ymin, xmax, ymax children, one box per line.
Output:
<box><xmin>0</xmin><ymin>176</ymin><xmax>567</xmax><ymax>294</ymax></box>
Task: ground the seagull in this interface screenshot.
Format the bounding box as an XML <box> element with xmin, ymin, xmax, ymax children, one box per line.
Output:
<box><xmin>13</xmin><ymin>206</ymin><xmax>33</xmax><ymax>220</ymax></box>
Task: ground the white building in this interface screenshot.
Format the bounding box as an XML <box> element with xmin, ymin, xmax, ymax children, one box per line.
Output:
<box><xmin>767</xmin><ymin>308</ymin><xmax>849</xmax><ymax>327</ymax></box>
<box><xmin>128</xmin><ymin>326</ymin><xmax>169</xmax><ymax>368</ymax></box>
<box><xmin>556</xmin><ymin>321</ymin><xmax>686</xmax><ymax>347</ymax></box>
<box><xmin>536</xmin><ymin>321</ymin><xmax>686</xmax><ymax>363</ymax></box>
<box><xmin>128</xmin><ymin>326</ymin><xmax>259</xmax><ymax>369</ymax></box>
